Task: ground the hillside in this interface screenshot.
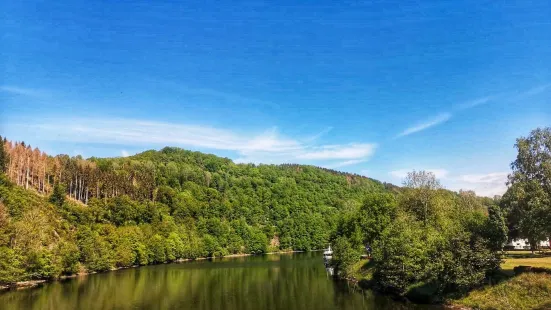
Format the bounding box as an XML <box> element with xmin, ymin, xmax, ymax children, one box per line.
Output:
<box><xmin>0</xmin><ymin>139</ymin><xmax>389</xmax><ymax>284</ymax></box>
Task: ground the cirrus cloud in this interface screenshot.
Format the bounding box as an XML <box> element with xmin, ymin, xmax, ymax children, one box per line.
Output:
<box><xmin>13</xmin><ymin>117</ymin><xmax>377</xmax><ymax>166</ymax></box>
<box><xmin>396</xmin><ymin>113</ymin><xmax>452</xmax><ymax>138</ymax></box>
<box><xmin>390</xmin><ymin>168</ymin><xmax>449</xmax><ymax>180</ymax></box>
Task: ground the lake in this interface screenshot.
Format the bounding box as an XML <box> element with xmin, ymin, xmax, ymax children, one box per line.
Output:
<box><xmin>0</xmin><ymin>252</ymin><xmax>438</xmax><ymax>309</ymax></box>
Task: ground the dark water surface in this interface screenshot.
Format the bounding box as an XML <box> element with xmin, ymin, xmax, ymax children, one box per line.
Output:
<box><xmin>0</xmin><ymin>252</ymin><xmax>439</xmax><ymax>310</ymax></box>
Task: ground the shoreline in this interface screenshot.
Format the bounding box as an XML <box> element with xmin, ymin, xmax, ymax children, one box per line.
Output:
<box><xmin>340</xmin><ymin>258</ymin><xmax>551</xmax><ymax>310</ymax></box>
<box><xmin>0</xmin><ymin>250</ymin><xmax>307</xmax><ymax>292</ymax></box>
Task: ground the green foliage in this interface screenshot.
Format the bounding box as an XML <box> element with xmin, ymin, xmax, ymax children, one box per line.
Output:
<box><xmin>333</xmin><ymin>170</ymin><xmax>505</xmax><ymax>302</ymax></box>
<box><xmin>25</xmin><ymin>249</ymin><xmax>60</xmax><ymax>280</ymax></box>
<box><xmin>502</xmin><ymin>180</ymin><xmax>550</xmax><ymax>249</ymax></box>
<box><xmin>0</xmin><ymin>134</ymin><xmax>517</xmax><ymax>300</ymax></box>
<box><xmin>502</xmin><ymin>127</ymin><xmax>551</xmax><ymax>249</ymax></box>
<box><xmin>0</xmin><ymin>136</ymin><xmax>8</xmax><ymax>173</ymax></box>
<box><xmin>49</xmin><ymin>183</ymin><xmax>66</xmax><ymax>207</ymax></box>
<box><xmin>1</xmin><ymin>139</ymin><xmax>388</xmax><ymax>281</ymax></box>
<box><xmin>334</xmin><ymin>192</ymin><xmax>396</xmax><ymax>248</ymax></box>
<box><xmin>485</xmin><ymin>205</ymin><xmax>508</xmax><ymax>251</ymax></box>
<box><xmin>0</xmin><ymin>247</ymin><xmax>24</xmax><ymax>284</ymax></box>
<box><xmin>76</xmin><ymin>226</ymin><xmax>113</xmax><ymax>272</ymax></box>
<box><xmin>331</xmin><ymin>236</ymin><xmax>360</xmax><ymax>277</ymax></box>
<box><xmin>203</xmin><ymin>234</ymin><xmax>222</xmax><ymax>257</ymax></box>
<box><xmin>246</xmin><ymin>228</ymin><xmax>268</xmax><ymax>254</ymax></box>
<box><xmin>372</xmin><ymin>214</ymin><xmax>431</xmax><ymax>294</ymax></box>
<box><xmin>56</xmin><ymin>241</ymin><xmax>80</xmax><ymax>275</ymax></box>
<box><xmin>165</xmin><ymin>232</ymin><xmax>185</xmax><ymax>261</ymax></box>
<box><xmin>455</xmin><ymin>273</ymin><xmax>551</xmax><ymax>310</ymax></box>
<box><xmin>147</xmin><ymin>234</ymin><xmax>167</xmax><ymax>263</ymax></box>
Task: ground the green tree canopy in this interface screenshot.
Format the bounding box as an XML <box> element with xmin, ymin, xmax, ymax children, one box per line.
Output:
<box><xmin>502</xmin><ymin>127</ymin><xmax>551</xmax><ymax>250</ymax></box>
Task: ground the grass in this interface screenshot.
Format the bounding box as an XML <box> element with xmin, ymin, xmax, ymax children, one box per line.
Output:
<box><xmin>504</xmin><ymin>250</ymin><xmax>549</xmax><ymax>255</ymax></box>
<box><xmin>453</xmin><ymin>256</ymin><xmax>551</xmax><ymax>309</ymax></box>
<box><xmin>504</xmin><ymin>250</ymin><xmax>551</xmax><ymax>259</ymax></box>
<box><xmin>501</xmin><ymin>256</ymin><xmax>551</xmax><ymax>274</ymax></box>
<box><xmin>348</xmin><ymin>259</ymin><xmax>375</xmax><ymax>283</ymax></box>
<box><xmin>454</xmin><ymin>273</ymin><xmax>551</xmax><ymax>310</ymax></box>
<box><xmin>347</xmin><ymin>256</ymin><xmax>551</xmax><ymax>309</ymax></box>
<box><xmin>348</xmin><ymin>256</ymin><xmax>551</xmax><ymax>279</ymax></box>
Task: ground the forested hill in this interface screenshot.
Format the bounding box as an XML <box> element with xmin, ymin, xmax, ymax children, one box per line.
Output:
<box><xmin>0</xmin><ymin>136</ymin><xmax>390</xmax><ymax>283</ymax></box>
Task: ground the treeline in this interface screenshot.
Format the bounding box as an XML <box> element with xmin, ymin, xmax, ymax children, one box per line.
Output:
<box><xmin>331</xmin><ymin>127</ymin><xmax>551</xmax><ymax>303</ymax></box>
<box><xmin>0</xmin><ymin>136</ymin><xmax>386</xmax><ymax>284</ymax></box>
<box><xmin>331</xmin><ymin>171</ymin><xmax>507</xmax><ymax>303</ymax></box>
<box><xmin>500</xmin><ymin>128</ymin><xmax>551</xmax><ymax>250</ymax></box>
<box><xmin>2</xmin><ymin>138</ymin><xmax>156</xmax><ymax>203</ymax></box>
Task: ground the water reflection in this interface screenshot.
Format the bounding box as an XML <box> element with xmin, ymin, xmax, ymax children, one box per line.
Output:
<box><xmin>0</xmin><ymin>252</ymin><xmax>438</xmax><ymax>310</ymax></box>
<box><xmin>324</xmin><ymin>256</ymin><xmax>335</xmax><ymax>276</ymax></box>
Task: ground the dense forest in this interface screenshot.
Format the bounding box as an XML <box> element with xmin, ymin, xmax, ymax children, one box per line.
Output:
<box><xmin>0</xmin><ymin>135</ymin><xmax>387</xmax><ymax>283</ymax></box>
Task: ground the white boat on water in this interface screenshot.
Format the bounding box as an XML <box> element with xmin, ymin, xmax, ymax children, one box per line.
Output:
<box><xmin>323</xmin><ymin>245</ymin><xmax>333</xmax><ymax>257</ymax></box>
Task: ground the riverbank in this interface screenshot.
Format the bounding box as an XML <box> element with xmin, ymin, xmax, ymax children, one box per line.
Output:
<box><xmin>0</xmin><ymin>250</ymin><xmax>306</xmax><ymax>292</ymax></box>
<box><xmin>453</xmin><ymin>273</ymin><xmax>551</xmax><ymax>310</ymax></box>
<box><xmin>452</xmin><ymin>256</ymin><xmax>551</xmax><ymax>310</ymax></box>
<box><xmin>345</xmin><ymin>256</ymin><xmax>551</xmax><ymax>309</ymax></box>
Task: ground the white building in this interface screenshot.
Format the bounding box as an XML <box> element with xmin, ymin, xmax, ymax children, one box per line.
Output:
<box><xmin>506</xmin><ymin>238</ymin><xmax>550</xmax><ymax>250</ymax></box>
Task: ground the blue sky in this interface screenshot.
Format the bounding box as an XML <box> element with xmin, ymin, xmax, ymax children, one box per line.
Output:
<box><xmin>1</xmin><ymin>0</ymin><xmax>550</xmax><ymax>196</ymax></box>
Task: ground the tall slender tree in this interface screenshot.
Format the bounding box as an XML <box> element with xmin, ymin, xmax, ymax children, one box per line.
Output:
<box><xmin>502</xmin><ymin>127</ymin><xmax>551</xmax><ymax>251</ymax></box>
<box><xmin>0</xmin><ymin>135</ymin><xmax>8</xmax><ymax>173</ymax></box>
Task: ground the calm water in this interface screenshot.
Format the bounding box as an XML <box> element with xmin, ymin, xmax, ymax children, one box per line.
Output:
<box><xmin>0</xmin><ymin>252</ymin><xmax>438</xmax><ymax>310</ymax></box>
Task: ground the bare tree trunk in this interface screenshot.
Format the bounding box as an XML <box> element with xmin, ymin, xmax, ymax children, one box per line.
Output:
<box><xmin>25</xmin><ymin>156</ymin><xmax>30</xmax><ymax>189</ymax></box>
<box><xmin>42</xmin><ymin>166</ymin><xmax>46</xmax><ymax>193</ymax></box>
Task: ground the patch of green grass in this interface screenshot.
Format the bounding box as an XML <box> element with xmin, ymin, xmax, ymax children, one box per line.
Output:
<box><xmin>454</xmin><ymin>273</ymin><xmax>551</xmax><ymax>310</ymax></box>
<box><xmin>349</xmin><ymin>258</ymin><xmax>375</xmax><ymax>282</ymax></box>
<box><xmin>501</xmin><ymin>257</ymin><xmax>551</xmax><ymax>273</ymax></box>
<box><xmin>504</xmin><ymin>250</ymin><xmax>551</xmax><ymax>260</ymax></box>
<box><xmin>504</xmin><ymin>250</ymin><xmax>548</xmax><ymax>255</ymax></box>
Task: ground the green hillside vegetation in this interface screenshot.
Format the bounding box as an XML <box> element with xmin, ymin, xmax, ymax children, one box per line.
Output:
<box><xmin>1</xmin><ymin>126</ymin><xmax>549</xmax><ymax>307</ymax></box>
<box><xmin>330</xmin><ymin>171</ymin><xmax>507</xmax><ymax>303</ymax></box>
<box><xmin>0</xmin><ymin>138</ymin><xmax>387</xmax><ymax>285</ymax></box>
<box><xmin>331</xmin><ymin>128</ymin><xmax>551</xmax><ymax>305</ymax></box>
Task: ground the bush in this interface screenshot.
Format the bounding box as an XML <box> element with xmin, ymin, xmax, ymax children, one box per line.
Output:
<box><xmin>0</xmin><ymin>247</ymin><xmax>24</xmax><ymax>284</ymax></box>
<box><xmin>147</xmin><ymin>234</ymin><xmax>167</xmax><ymax>263</ymax></box>
<box><xmin>331</xmin><ymin>236</ymin><xmax>361</xmax><ymax>277</ymax></box>
<box><xmin>57</xmin><ymin>241</ymin><xmax>81</xmax><ymax>275</ymax></box>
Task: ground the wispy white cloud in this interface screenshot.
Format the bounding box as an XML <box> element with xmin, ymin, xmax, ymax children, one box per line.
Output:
<box><xmin>396</xmin><ymin>113</ymin><xmax>451</xmax><ymax>138</ymax></box>
<box><xmin>304</xmin><ymin>126</ymin><xmax>333</xmax><ymax>142</ymax></box>
<box><xmin>457</xmin><ymin>172</ymin><xmax>509</xmax><ymax>184</ymax></box>
<box><xmin>147</xmin><ymin>78</ymin><xmax>279</xmax><ymax>108</ymax></box>
<box><xmin>452</xmin><ymin>172</ymin><xmax>508</xmax><ymax>197</ymax></box>
<box><xmin>390</xmin><ymin>168</ymin><xmax>449</xmax><ymax>180</ymax></box>
<box><xmin>18</xmin><ymin>117</ymin><xmax>376</xmax><ymax>166</ymax></box>
<box><xmin>388</xmin><ymin>169</ymin><xmax>508</xmax><ymax>197</ymax></box>
<box><xmin>456</xmin><ymin>96</ymin><xmax>495</xmax><ymax>110</ymax></box>
<box><xmin>0</xmin><ymin>85</ymin><xmax>49</xmax><ymax>97</ymax></box>
<box><xmin>121</xmin><ymin>150</ymin><xmax>130</xmax><ymax>157</ymax></box>
<box><xmin>297</xmin><ymin>144</ymin><xmax>376</xmax><ymax>160</ymax></box>
<box><xmin>323</xmin><ymin>159</ymin><xmax>367</xmax><ymax>169</ymax></box>
<box><xmin>396</xmin><ymin>82</ymin><xmax>549</xmax><ymax>139</ymax></box>
<box><xmin>517</xmin><ymin>83</ymin><xmax>551</xmax><ymax>98</ymax></box>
